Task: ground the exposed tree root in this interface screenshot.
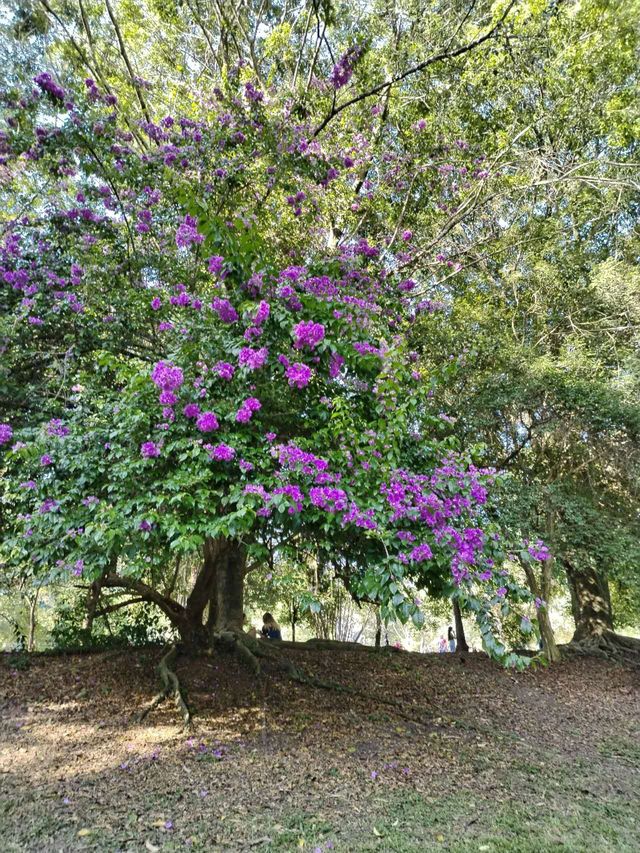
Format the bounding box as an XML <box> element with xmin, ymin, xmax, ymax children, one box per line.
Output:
<box><xmin>229</xmin><ymin>634</ymin><xmax>446</xmax><ymax>725</ymax></box>
<box><xmin>562</xmin><ymin>631</ymin><xmax>640</xmax><ymax>664</ymax></box>
<box><xmin>135</xmin><ymin>645</ymin><xmax>192</xmax><ymax>728</ymax></box>
<box><xmin>211</xmin><ymin>630</ymin><xmax>262</xmax><ymax>675</ymax></box>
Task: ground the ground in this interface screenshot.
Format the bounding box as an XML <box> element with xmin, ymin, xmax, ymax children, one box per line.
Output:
<box><xmin>1</xmin><ymin>645</ymin><xmax>638</xmax><ymax>852</ymax></box>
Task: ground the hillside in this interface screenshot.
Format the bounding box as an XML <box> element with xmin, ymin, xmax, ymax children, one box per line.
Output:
<box><xmin>1</xmin><ymin>646</ymin><xmax>639</xmax><ymax>852</ymax></box>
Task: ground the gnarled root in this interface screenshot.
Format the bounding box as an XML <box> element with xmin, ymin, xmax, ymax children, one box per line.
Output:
<box><xmin>135</xmin><ymin>645</ymin><xmax>192</xmax><ymax>727</ymax></box>
<box><xmin>562</xmin><ymin>631</ymin><xmax>640</xmax><ymax>663</ymax></box>
<box><xmin>242</xmin><ymin>638</ymin><xmax>445</xmax><ymax>724</ymax></box>
<box><xmin>212</xmin><ymin>630</ymin><xmax>263</xmax><ymax>675</ymax></box>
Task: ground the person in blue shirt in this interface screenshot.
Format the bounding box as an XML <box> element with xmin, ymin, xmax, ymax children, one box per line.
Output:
<box><xmin>261</xmin><ymin>612</ymin><xmax>282</xmax><ymax>641</ymax></box>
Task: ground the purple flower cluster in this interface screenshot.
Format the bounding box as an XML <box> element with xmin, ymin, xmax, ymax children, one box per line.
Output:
<box><xmin>309</xmin><ymin>486</ymin><xmax>348</xmax><ymax>512</ymax></box>
<box><xmin>208</xmin><ymin>255</ymin><xmax>224</xmax><ymax>275</ymax></box>
<box><xmin>47</xmin><ymin>418</ymin><xmax>70</xmax><ymax>438</ymax></box>
<box><xmin>175</xmin><ymin>215</ymin><xmax>203</xmax><ymax>249</ymax></box>
<box><xmin>329</xmin><ymin>45</ymin><xmax>363</xmax><ymax>89</ymax></box>
<box><xmin>38</xmin><ymin>498</ymin><xmax>59</xmax><ymax>514</ymax></box>
<box><xmin>208</xmin><ymin>443</ymin><xmax>235</xmax><ymax>462</ymax></box>
<box><xmin>141</xmin><ymin>441</ymin><xmax>161</xmax><ymax>458</ymax></box>
<box><xmin>253</xmin><ymin>300</ymin><xmax>270</xmax><ymax>325</ymax></box>
<box><xmin>196</xmin><ymin>411</ymin><xmax>219</xmax><ymax>432</ymax></box>
<box><xmin>212</xmin><ymin>297</ymin><xmax>238</xmax><ymax>324</ymax></box>
<box><xmin>34</xmin><ymin>73</ymin><xmax>65</xmax><ymax>101</ymax></box>
<box><xmin>238</xmin><ymin>347</ymin><xmax>268</xmax><ymax>370</ymax></box>
<box><xmin>236</xmin><ymin>397</ymin><xmax>261</xmax><ymax>423</ymax></box>
<box><xmin>275</xmin><ymin>443</ymin><xmax>328</xmax><ymax>475</ymax></box>
<box><xmin>0</xmin><ymin>423</ymin><xmax>13</xmax><ymax>445</ymax></box>
<box><xmin>325</xmin><ymin>351</ymin><xmax>343</xmax><ymax>380</ymax></box>
<box><xmin>213</xmin><ymin>361</ymin><xmax>235</xmax><ymax>380</ymax></box>
<box><xmin>286</xmin><ymin>362</ymin><xmax>312</xmax><ymax>389</ymax></box>
<box><xmin>293</xmin><ymin>320</ymin><xmax>325</xmax><ymax>349</ymax></box>
<box><xmin>151</xmin><ymin>361</ymin><xmax>184</xmax><ymax>391</ymax></box>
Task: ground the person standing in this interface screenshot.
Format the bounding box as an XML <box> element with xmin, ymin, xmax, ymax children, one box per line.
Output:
<box><xmin>447</xmin><ymin>626</ymin><xmax>456</xmax><ymax>653</ymax></box>
<box><xmin>438</xmin><ymin>636</ymin><xmax>447</xmax><ymax>654</ymax></box>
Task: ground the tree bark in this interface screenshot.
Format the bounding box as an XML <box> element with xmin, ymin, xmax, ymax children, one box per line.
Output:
<box><xmin>452</xmin><ymin>599</ymin><xmax>469</xmax><ymax>653</ymax></box>
<box><xmin>26</xmin><ymin>587</ymin><xmax>41</xmax><ymax>653</ymax></box>
<box><xmin>102</xmin><ymin>537</ymin><xmax>247</xmax><ymax>652</ymax></box>
<box><xmin>564</xmin><ymin>560</ymin><xmax>613</xmax><ymax>641</ymax></box>
<box><xmin>522</xmin><ymin>559</ymin><xmax>561</xmax><ymax>663</ymax></box>
<box><xmin>374</xmin><ymin>609</ymin><xmax>382</xmax><ymax>649</ymax></box>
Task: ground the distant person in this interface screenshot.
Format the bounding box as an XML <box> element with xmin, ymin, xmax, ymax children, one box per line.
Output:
<box><xmin>448</xmin><ymin>626</ymin><xmax>456</xmax><ymax>653</ymax></box>
<box><xmin>438</xmin><ymin>636</ymin><xmax>447</xmax><ymax>654</ymax></box>
<box><xmin>261</xmin><ymin>612</ymin><xmax>282</xmax><ymax>641</ymax></box>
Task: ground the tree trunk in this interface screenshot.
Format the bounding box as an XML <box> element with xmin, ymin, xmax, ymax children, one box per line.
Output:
<box><xmin>522</xmin><ymin>559</ymin><xmax>561</xmax><ymax>663</ymax></box>
<box><xmin>27</xmin><ymin>588</ymin><xmax>40</xmax><ymax>653</ymax></box>
<box><xmin>179</xmin><ymin>536</ymin><xmax>245</xmax><ymax>648</ymax></box>
<box><xmin>565</xmin><ymin>560</ymin><xmax>613</xmax><ymax>641</ymax></box>
<box><xmin>452</xmin><ymin>599</ymin><xmax>469</xmax><ymax>653</ymax></box>
<box><xmin>374</xmin><ymin>609</ymin><xmax>381</xmax><ymax>649</ymax></box>
<box><xmin>101</xmin><ymin>538</ymin><xmax>247</xmax><ymax>653</ymax></box>
<box><xmin>209</xmin><ymin>538</ymin><xmax>246</xmax><ymax>633</ymax></box>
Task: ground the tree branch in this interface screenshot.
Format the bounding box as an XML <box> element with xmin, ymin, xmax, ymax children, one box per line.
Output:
<box><xmin>311</xmin><ymin>1</ymin><xmax>517</xmax><ymax>138</ymax></box>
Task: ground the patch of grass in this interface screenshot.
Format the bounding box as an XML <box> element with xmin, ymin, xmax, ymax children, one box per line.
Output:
<box><xmin>598</xmin><ymin>735</ymin><xmax>640</xmax><ymax>766</ymax></box>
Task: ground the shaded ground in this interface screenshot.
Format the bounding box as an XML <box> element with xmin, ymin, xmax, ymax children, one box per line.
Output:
<box><xmin>1</xmin><ymin>645</ymin><xmax>638</xmax><ymax>852</ymax></box>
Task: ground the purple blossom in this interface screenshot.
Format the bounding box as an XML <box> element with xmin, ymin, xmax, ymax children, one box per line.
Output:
<box><xmin>196</xmin><ymin>411</ymin><xmax>219</xmax><ymax>432</ymax></box>
<box><xmin>213</xmin><ymin>361</ymin><xmax>235</xmax><ymax>380</ymax></box>
<box><xmin>253</xmin><ymin>300</ymin><xmax>270</xmax><ymax>325</ymax></box>
<box><xmin>0</xmin><ymin>424</ymin><xmax>13</xmax><ymax>445</ymax></box>
<box><xmin>176</xmin><ymin>214</ymin><xmax>203</xmax><ymax>249</ymax></box>
<box><xmin>236</xmin><ymin>397</ymin><xmax>261</xmax><ymax>423</ymax></box>
<box><xmin>150</xmin><ymin>297</ymin><xmax>162</xmax><ymax>310</ymax></box>
<box><xmin>212</xmin><ymin>297</ymin><xmax>238</xmax><ymax>323</ymax></box>
<box><xmin>47</xmin><ymin>419</ymin><xmax>70</xmax><ymax>437</ymax></box>
<box><xmin>139</xmin><ymin>520</ymin><xmax>152</xmax><ymax>531</ymax></box>
<box><xmin>309</xmin><ymin>486</ymin><xmax>348</xmax><ymax>512</ymax></box>
<box><xmin>209</xmin><ymin>443</ymin><xmax>235</xmax><ymax>462</ymax></box>
<box><xmin>20</xmin><ymin>480</ymin><xmax>37</xmax><ymax>490</ymax></box>
<box><xmin>239</xmin><ymin>347</ymin><xmax>268</xmax><ymax>370</ymax></box>
<box><xmin>140</xmin><ymin>441</ymin><xmax>161</xmax><ymax>458</ymax></box>
<box><xmin>40</xmin><ymin>454</ymin><xmax>53</xmax><ymax>466</ymax></box>
<box><xmin>329</xmin><ymin>45</ymin><xmax>363</xmax><ymax>89</ymax></box>
<box><xmin>286</xmin><ymin>362</ymin><xmax>312</xmax><ymax>388</ymax></box>
<box><xmin>39</xmin><ymin>498</ymin><xmax>59</xmax><ymax>514</ymax></box>
<box><xmin>293</xmin><ymin>320</ymin><xmax>325</xmax><ymax>349</ymax></box>
<box><xmin>207</xmin><ymin>255</ymin><xmax>224</xmax><ymax>275</ymax></box>
<box><xmin>34</xmin><ymin>72</ymin><xmax>65</xmax><ymax>101</ymax></box>
<box><xmin>409</xmin><ymin>543</ymin><xmax>433</xmax><ymax>562</ymax></box>
<box><xmin>183</xmin><ymin>403</ymin><xmax>200</xmax><ymax>419</ymax></box>
<box><xmin>329</xmin><ymin>352</ymin><xmax>345</xmax><ymax>379</ymax></box>
<box><xmin>151</xmin><ymin>361</ymin><xmax>184</xmax><ymax>391</ymax></box>
<box><xmin>159</xmin><ymin>390</ymin><xmax>177</xmax><ymax>405</ymax></box>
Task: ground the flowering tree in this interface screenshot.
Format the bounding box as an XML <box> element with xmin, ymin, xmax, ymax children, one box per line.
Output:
<box><xmin>0</xmin><ymin>67</ymin><xmax>542</xmax><ymax>666</ymax></box>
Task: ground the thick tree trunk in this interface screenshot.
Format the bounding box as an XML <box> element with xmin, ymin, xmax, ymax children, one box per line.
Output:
<box><xmin>452</xmin><ymin>599</ymin><xmax>469</xmax><ymax>653</ymax></box>
<box><xmin>102</xmin><ymin>538</ymin><xmax>247</xmax><ymax>653</ymax></box>
<box><xmin>565</xmin><ymin>561</ymin><xmax>613</xmax><ymax>641</ymax></box>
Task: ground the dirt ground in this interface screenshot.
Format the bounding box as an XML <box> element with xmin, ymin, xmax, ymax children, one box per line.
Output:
<box><xmin>1</xmin><ymin>645</ymin><xmax>638</xmax><ymax>852</ymax></box>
